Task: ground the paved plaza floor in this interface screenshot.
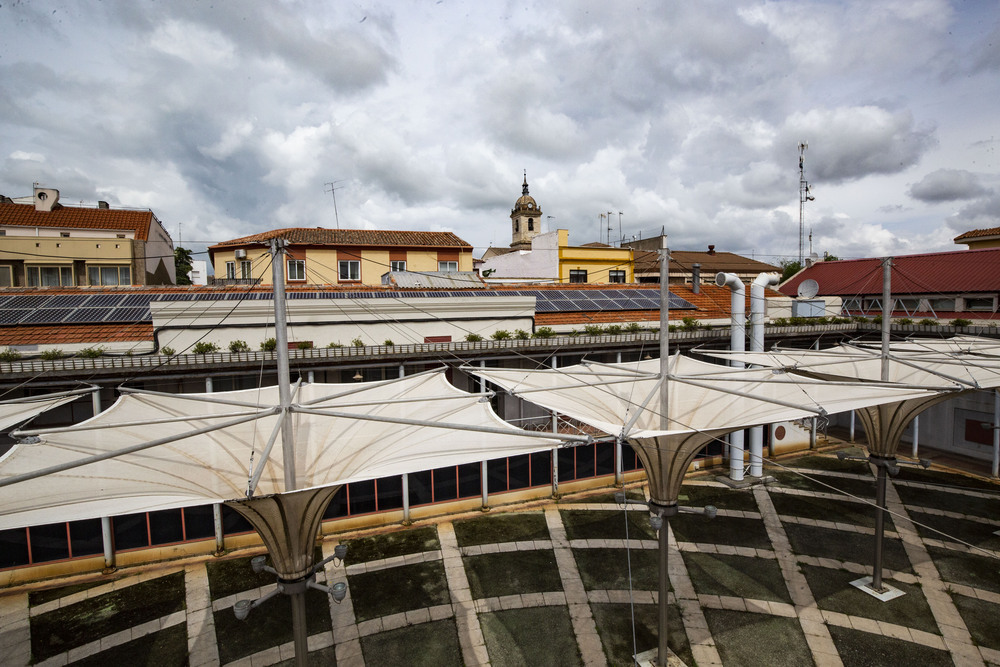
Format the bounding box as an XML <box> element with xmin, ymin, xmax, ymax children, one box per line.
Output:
<box><xmin>1</xmin><ymin>442</ymin><xmax>999</xmax><ymax>666</ymax></box>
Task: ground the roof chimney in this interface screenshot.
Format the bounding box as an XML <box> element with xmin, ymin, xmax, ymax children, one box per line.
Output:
<box><xmin>707</xmin><ymin>245</ymin><xmax>716</xmax><ymax>256</ymax></box>
<box><xmin>98</xmin><ymin>200</ymin><xmax>109</xmax><ymax>209</ymax></box>
<box><xmin>691</xmin><ymin>263</ymin><xmax>701</xmax><ymax>294</ymax></box>
<box><xmin>33</xmin><ymin>186</ymin><xmax>60</xmax><ymax>212</ymax></box>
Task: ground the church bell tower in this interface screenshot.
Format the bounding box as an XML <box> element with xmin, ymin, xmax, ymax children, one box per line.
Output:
<box><xmin>510</xmin><ymin>172</ymin><xmax>542</xmax><ymax>250</ymax></box>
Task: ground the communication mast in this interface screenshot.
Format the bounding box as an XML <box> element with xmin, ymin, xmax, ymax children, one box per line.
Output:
<box><xmin>798</xmin><ymin>143</ymin><xmax>815</xmax><ymax>266</ymax></box>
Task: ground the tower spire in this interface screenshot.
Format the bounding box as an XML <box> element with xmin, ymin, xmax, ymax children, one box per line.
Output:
<box><xmin>522</xmin><ymin>170</ymin><xmax>529</xmax><ymax>195</ymax></box>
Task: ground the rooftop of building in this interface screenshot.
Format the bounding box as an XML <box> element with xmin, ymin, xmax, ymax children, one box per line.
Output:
<box><xmin>208</xmin><ymin>228</ymin><xmax>472</xmax><ymax>250</ymax></box>
<box><xmin>0</xmin><ymin>201</ymin><xmax>159</xmax><ymax>241</ymax></box>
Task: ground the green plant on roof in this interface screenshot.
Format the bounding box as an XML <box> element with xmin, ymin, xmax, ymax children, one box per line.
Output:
<box><xmin>39</xmin><ymin>349</ymin><xmax>64</xmax><ymax>360</ymax></box>
<box><xmin>0</xmin><ymin>348</ymin><xmax>22</xmax><ymax>362</ymax></box>
<box><xmin>260</xmin><ymin>337</ymin><xmax>277</xmax><ymax>352</ymax></box>
<box><xmin>465</xmin><ymin>333</ymin><xmax>484</xmax><ymax>342</ymax></box>
<box><xmin>950</xmin><ymin>318</ymin><xmax>972</xmax><ymax>327</ymax></box>
<box><xmin>625</xmin><ymin>322</ymin><xmax>641</xmax><ymax>333</ymax></box>
<box><xmin>327</xmin><ymin>341</ymin><xmax>343</xmax><ymax>348</ymax></box>
<box><xmin>584</xmin><ymin>324</ymin><xmax>605</xmax><ymax>336</ymax></box>
<box><xmin>352</xmin><ymin>337</ymin><xmax>365</xmax><ymax>347</ymax></box>
<box><xmin>895</xmin><ymin>317</ymin><xmax>914</xmax><ymax>325</ymax></box>
<box><xmin>76</xmin><ymin>346</ymin><xmax>106</xmax><ymax>359</ymax></box>
<box><xmin>228</xmin><ymin>340</ymin><xmax>250</xmax><ymax>353</ymax></box>
<box><xmin>533</xmin><ymin>327</ymin><xmax>555</xmax><ymax>339</ymax></box>
<box><xmin>605</xmin><ymin>324</ymin><xmax>623</xmax><ymax>335</ymax></box>
<box><xmin>491</xmin><ymin>330</ymin><xmax>511</xmax><ymax>340</ymax></box>
<box><xmin>383</xmin><ymin>339</ymin><xmax>394</xmax><ymax>346</ymax></box>
<box><xmin>514</xmin><ymin>329</ymin><xmax>530</xmax><ymax>340</ymax></box>
<box><xmin>296</xmin><ymin>341</ymin><xmax>313</xmax><ymax>350</ymax></box>
<box><xmin>191</xmin><ymin>342</ymin><xmax>219</xmax><ymax>354</ymax></box>
<box><xmin>680</xmin><ymin>316</ymin><xmax>702</xmax><ymax>331</ymax></box>
<box><xmin>160</xmin><ymin>346</ymin><xmax>176</xmax><ymax>356</ymax></box>
<box><xmin>918</xmin><ymin>318</ymin><xmax>937</xmax><ymax>326</ymax></box>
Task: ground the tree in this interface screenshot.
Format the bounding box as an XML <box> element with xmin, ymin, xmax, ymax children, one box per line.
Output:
<box><xmin>174</xmin><ymin>247</ymin><xmax>194</xmax><ymax>285</ymax></box>
<box><xmin>823</xmin><ymin>252</ymin><xmax>839</xmax><ymax>261</ymax></box>
<box><xmin>779</xmin><ymin>259</ymin><xmax>802</xmax><ymax>282</ymax></box>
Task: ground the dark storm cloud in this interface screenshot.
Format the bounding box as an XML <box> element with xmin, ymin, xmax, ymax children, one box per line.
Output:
<box><xmin>946</xmin><ymin>193</ymin><xmax>1000</xmax><ymax>232</ymax></box>
<box><xmin>909</xmin><ymin>169</ymin><xmax>988</xmax><ymax>202</ymax></box>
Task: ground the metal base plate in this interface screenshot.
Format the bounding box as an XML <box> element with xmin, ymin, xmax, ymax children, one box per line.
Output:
<box><xmin>850</xmin><ymin>576</ymin><xmax>905</xmax><ymax>602</ymax></box>
<box><xmin>634</xmin><ymin>647</ymin><xmax>688</xmax><ymax>667</ymax></box>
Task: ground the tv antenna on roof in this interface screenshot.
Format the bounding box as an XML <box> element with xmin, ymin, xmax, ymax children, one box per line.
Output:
<box><xmin>324</xmin><ymin>180</ymin><xmax>347</xmax><ymax>229</ymax></box>
<box><xmin>798</xmin><ymin>143</ymin><xmax>815</xmax><ymax>266</ymax></box>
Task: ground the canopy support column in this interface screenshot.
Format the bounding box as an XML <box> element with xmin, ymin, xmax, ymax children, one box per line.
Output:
<box><xmin>650</xmin><ymin>501</ymin><xmax>677</xmax><ymax>667</ymax></box>
<box><xmin>402</xmin><ymin>474</ymin><xmax>411</xmax><ymax>524</ymax></box>
<box><xmin>551</xmin><ymin>411</ymin><xmax>560</xmax><ymax>497</ymax></box>
<box><xmin>993</xmin><ymin>390</ymin><xmax>999</xmax><ymax>479</ymax></box>
<box><xmin>101</xmin><ymin>517</ymin><xmax>115</xmax><ymax>573</ymax></box>
<box><xmin>911</xmin><ymin>416</ymin><xmax>919</xmax><ymax>459</ymax></box>
<box><xmin>213</xmin><ymin>503</ymin><xmax>225</xmax><ymax>555</ymax></box>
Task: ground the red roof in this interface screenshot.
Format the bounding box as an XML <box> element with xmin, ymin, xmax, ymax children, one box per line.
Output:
<box><xmin>781</xmin><ymin>248</ymin><xmax>1000</xmax><ymax>297</ymax></box>
<box><xmin>954</xmin><ymin>226</ymin><xmax>1000</xmax><ymax>242</ymax></box>
<box><xmin>0</xmin><ymin>202</ymin><xmax>157</xmax><ymax>241</ymax></box>
<box><xmin>209</xmin><ymin>228</ymin><xmax>472</xmax><ymax>250</ymax></box>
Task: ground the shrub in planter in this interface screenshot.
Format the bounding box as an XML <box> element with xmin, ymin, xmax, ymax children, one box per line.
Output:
<box><xmin>950</xmin><ymin>318</ymin><xmax>972</xmax><ymax>327</ymax></box>
<box><xmin>260</xmin><ymin>338</ymin><xmax>277</xmax><ymax>352</ymax></box>
<box><xmin>160</xmin><ymin>346</ymin><xmax>176</xmax><ymax>356</ymax></box>
<box><xmin>465</xmin><ymin>333</ymin><xmax>484</xmax><ymax>342</ymax></box>
<box><xmin>191</xmin><ymin>342</ymin><xmax>219</xmax><ymax>354</ymax></box>
<box><xmin>40</xmin><ymin>349</ymin><xmax>64</xmax><ymax>360</ymax></box>
<box><xmin>0</xmin><ymin>348</ymin><xmax>22</xmax><ymax>362</ymax></box>
<box><xmin>229</xmin><ymin>340</ymin><xmax>250</xmax><ymax>353</ymax></box>
<box><xmin>491</xmin><ymin>330</ymin><xmax>511</xmax><ymax>340</ymax></box>
<box><xmin>533</xmin><ymin>327</ymin><xmax>555</xmax><ymax>339</ymax></box>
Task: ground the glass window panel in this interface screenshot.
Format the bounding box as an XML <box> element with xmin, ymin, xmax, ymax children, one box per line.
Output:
<box><xmin>390</xmin><ymin>260</ymin><xmax>406</xmax><ymax>272</ymax></box>
<box><xmin>119</xmin><ymin>266</ymin><xmax>131</xmax><ymax>285</ymax></box>
<box><xmin>596</xmin><ymin>440</ymin><xmax>615</xmax><ymax>476</ymax></box>
<box><xmin>557</xmin><ymin>448</ymin><xmax>576</xmax><ymax>482</ymax></box>
<box><xmin>323</xmin><ymin>492</ymin><xmax>349</xmax><ymax>520</ymax></box>
<box><xmin>27</xmin><ymin>266</ymin><xmax>39</xmax><ymax>286</ymax></box>
<box><xmin>338</xmin><ymin>260</ymin><xmax>360</xmax><ymax>281</ymax></box>
<box><xmin>457</xmin><ymin>463</ymin><xmax>481</xmax><ymax>498</ymax></box>
<box><xmin>530</xmin><ymin>451</ymin><xmax>552</xmax><ymax>487</ymax></box>
<box><xmin>408</xmin><ymin>470</ymin><xmax>434</xmax><ymax>506</ymax></box>
<box><xmin>348</xmin><ymin>480</ymin><xmax>377</xmax><ymax>515</ymax></box>
<box><xmin>182</xmin><ymin>505</ymin><xmax>216</xmax><ymax>540</ymax></box>
<box><xmin>487</xmin><ymin>459</ymin><xmax>509</xmax><ymax>493</ymax></box>
<box><xmin>622</xmin><ymin>443</ymin><xmax>643</xmax><ymax>471</ymax></box>
<box><xmin>226</xmin><ymin>262</ymin><xmax>236</xmax><ymax>279</ymax></box>
<box><xmin>101</xmin><ymin>266</ymin><xmax>119</xmax><ymax>285</ymax></box>
<box><xmin>438</xmin><ymin>261</ymin><xmax>458</xmax><ymax>272</ymax></box>
<box><xmin>288</xmin><ymin>260</ymin><xmax>306</xmax><ymax>281</ymax></box>
<box><xmin>0</xmin><ymin>266</ymin><xmax>11</xmax><ymax>287</ymax></box>
<box><xmin>88</xmin><ymin>266</ymin><xmax>100</xmax><ymax>285</ymax></box>
<box><xmin>60</xmin><ymin>266</ymin><xmax>73</xmax><ymax>285</ymax></box>
<box><xmin>375</xmin><ymin>475</ymin><xmax>404</xmax><ymax>511</ymax></box>
<box><xmin>432</xmin><ymin>467</ymin><xmax>458</xmax><ymax>502</ymax></box>
<box><xmin>575</xmin><ymin>443</ymin><xmax>597</xmax><ymax>479</ymax></box>
<box><xmin>28</xmin><ymin>522</ymin><xmax>70</xmax><ymax>562</ymax></box>
<box><xmin>221</xmin><ymin>504</ymin><xmax>254</xmax><ymax>535</ymax></box>
<box><xmin>149</xmin><ymin>509</ymin><xmax>184</xmax><ymax>545</ymax></box>
<box><xmin>69</xmin><ymin>518</ymin><xmax>104</xmax><ymax>557</ymax></box>
<box><xmin>240</xmin><ymin>260</ymin><xmax>252</xmax><ymax>279</ymax></box>
<box><xmin>507</xmin><ymin>455</ymin><xmax>531</xmax><ymax>490</ymax></box>
<box><xmin>113</xmin><ymin>514</ymin><xmax>150</xmax><ymax>550</ymax></box>
<box><xmin>0</xmin><ymin>528</ymin><xmax>30</xmax><ymax>568</ymax></box>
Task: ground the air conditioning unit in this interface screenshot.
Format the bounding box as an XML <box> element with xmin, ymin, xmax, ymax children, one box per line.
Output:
<box><xmin>234</xmin><ymin>249</ymin><xmax>247</xmax><ymax>259</ymax></box>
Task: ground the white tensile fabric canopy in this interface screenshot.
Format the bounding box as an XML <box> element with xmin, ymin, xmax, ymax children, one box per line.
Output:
<box><xmin>0</xmin><ymin>390</ymin><xmax>92</xmax><ymax>433</ymax></box>
<box><xmin>0</xmin><ymin>370</ymin><xmax>568</xmax><ymax>531</ymax></box>
<box><xmin>470</xmin><ymin>355</ymin><xmax>941</xmax><ymax>439</ymax></box>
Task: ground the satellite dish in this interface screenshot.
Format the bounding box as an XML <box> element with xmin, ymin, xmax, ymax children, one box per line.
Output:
<box><xmin>798</xmin><ymin>279</ymin><xmax>819</xmax><ymax>299</ymax></box>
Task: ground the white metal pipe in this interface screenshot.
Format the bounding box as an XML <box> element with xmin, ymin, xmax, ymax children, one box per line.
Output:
<box><xmin>850</xmin><ymin>410</ymin><xmax>856</xmax><ymax>442</ymax></box>
<box><xmin>481</xmin><ymin>360</ymin><xmax>489</xmax><ymax>508</ymax></box>
<box><xmin>659</xmin><ymin>238</ymin><xmax>670</xmax><ymax>430</ymax></box>
<box><xmin>717</xmin><ymin>272</ymin><xmax>746</xmax><ymax>481</ymax></box>
<box><xmin>911</xmin><ymin>415</ymin><xmax>919</xmax><ymax>458</ymax></box>
<box><xmin>402</xmin><ymin>473</ymin><xmax>411</xmax><ymax>523</ymax></box>
<box><xmin>205</xmin><ymin>376</ymin><xmax>213</xmax><ymax>393</ymax></box>
<box><xmin>101</xmin><ymin>516</ymin><xmax>115</xmax><ymax>571</ymax></box>
<box><xmin>271</xmin><ymin>239</ymin><xmax>296</xmax><ymax>492</ymax></box>
<box><xmin>551</xmin><ymin>411</ymin><xmax>559</xmax><ymax>496</ymax></box>
<box><xmin>748</xmin><ymin>272</ymin><xmax>779</xmax><ymax>476</ymax></box>
<box><xmin>213</xmin><ymin>503</ymin><xmax>224</xmax><ymax>554</ymax></box>
<box><xmin>92</xmin><ymin>389</ymin><xmax>101</xmax><ymax>417</ymax></box>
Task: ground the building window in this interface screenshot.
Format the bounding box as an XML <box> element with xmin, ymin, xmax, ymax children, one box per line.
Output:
<box><xmin>0</xmin><ymin>266</ymin><xmax>11</xmax><ymax>287</ymax></box>
<box><xmin>569</xmin><ymin>269</ymin><xmax>588</xmax><ymax>283</ymax></box>
<box><xmin>528</xmin><ymin>218</ymin><xmax>534</xmax><ymax>231</ymax></box>
<box><xmin>240</xmin><ymin>260</ymin><xmax>252</xmax><ymax>280</ymax></box>
<box><xmin>609</xmin><ymin>270</ymin><xmax>627</xmax><ymax>283</ymax></box>
<box><xmin>87</xmin><ymin>265</ymin><xmax>131</xmax><ymax>286</ymax></box>
<box><xmin>287</xmin><ymin>259</ymin><xmax>306</xmax><ymax>281</ymax></box>
<box><xmin>438</xmin><ymin>261</ymin><xmax>458</xmax><ymax>272</ymax></box>
<box><xmin>225</xmin><ymin>261</ymin><xmax>236</xmax><ymax>279</ymax></box>
<box><xmin>390</xmin><ymin>260</ymin><xmax>407</xmax><ymax>272</ymax></box>
<box><xmin>60</xmin><ymin>232</ymin><xmax>70</xmax><ymax>238</ymax></box>
<box><xmin>514</xmin><ymin>220</ymin><xmax>519</xmax><ymax>233</ymax></box>
<box><xmin>26</xmin><ymin>265</ymin><xmax>73</xmax><ymax>287</ymax></box>
<box><xmin>965</xmin><ymin>297</ymin><xmax>995</xmax><ymax>311</ymax></box>
<box><xmin>338</xmin><ymin>260</ymin><xmax>360</xmax><ymax>281</ymax></box>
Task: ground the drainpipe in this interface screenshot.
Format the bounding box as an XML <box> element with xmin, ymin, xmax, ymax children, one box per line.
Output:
<box><xmin>716</xmin><ymin>272</ymin><xmax>746</xmax><ymax>481</ymax></box>
<box><xmin>748</xmin><ymin>272</ymin><xmax>779</xmax><ymax>477</ymax></box>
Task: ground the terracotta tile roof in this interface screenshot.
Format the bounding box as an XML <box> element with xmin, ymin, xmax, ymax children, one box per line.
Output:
<box><xmin>0</xmin><ymin>202</ymin><xmax>156</xmax><ymax>241</ymax></box>
<box><xmin>0</xmin><ymin>323</ymin><xmax>152</xmax><ymax>345</ymax></box>
<box><xmin>954</xmin><ymin>226</ymin><xmax>1000</xmax><ymax>242</ymax></box>
<box><xmin>634</xmin><ymin>250</ymin><xmax>780</xmax><ymax>275</ymax></box>
<box><xmin>780</xmin><ymin>248</ymin><xmax>1000</xmax><ymax>297</ymax></box>
<box><xmin>209</xmin><ymin>228</ymin><xmax>472</xmax><ymax>250</ymax></box>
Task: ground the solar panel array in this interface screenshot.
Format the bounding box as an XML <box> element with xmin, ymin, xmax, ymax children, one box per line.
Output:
<box><xmin>0</xmin><ymin>288</ymin><xmax>694</xmax><ymax>326</ymax></box>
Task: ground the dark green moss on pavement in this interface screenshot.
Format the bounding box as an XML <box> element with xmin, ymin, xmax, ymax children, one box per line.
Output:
<box><xmin>682</xmin><ymin>552</ymin><xmax>791</xmax><ymax>603</ymax></box>
<box><xmin>670</xmin><ymin>514</ymin><xmax>772</xmax><ymax>550</ymax></box>
<box><xmin>827</xmin><ymin>623</ymin><xmax>953</xmax><ymax>667</ymax></box>
<box><xmin>344</xmin><ymin>525</ymin><xmax>439</xmax><ymax>565</ymax></box>
<box><xmin>590</xmin><ymin>602</ymin><xmax>693</xmax><ymax>667</ymax></box>
<box><xmin>950</xmin><ymin>592</ymin><xmax>1000</xmax><ymax>651</ymax></box>
<box><xmin>480</xmin><ymin>606</ymin><xmax>582</xmax><ymax>666</ymax></box>
<box><xmin>348</xmin><ymin>560</ymin><xmax>450</xmax><ymax>621</ymax></box>
<box><xmin>213</xmin><ymin>588</ymin><xmax>331</xmax><ymax>664</ymax></box>
<box><xmin>679</xmin><ymin>483</ymin><xmax>759</xmax><ymax>512</ymax></box>
<box><xmin>464</xmin><ymin>549</ymin><xmax>563</xmax><ymax>598</ymax></box>
<box><xmin>572</xmin><ymin>548</ymin><xmax>661</xmax><ymax>591</ymax></box>
<box><xmin>704</xmin><ymin>608</ymin><xmax>813</xmax><ymax>667</ymax></box>
<box><xmin>360</xmin><ymin>619</ymin><xmax>463</xmax><ymax>666</ymax></box>
<box><xmin>454</xmin><ymin>511</ymin><xmax>549</xmax><ymax>547</ymax></box>
<box><xmin>769</xmin><ymin>492</ymin><xmax>893</xmax><ymax>531</ymax></box>
<box><xmin>927</xmin><ymin>545</ymin><xmax>1000</xmax><ymax>594</ymax></box>
<box><xmin>72</xmin><ymin>622</ymin><xmax>188</xmax><ymax>667</ymax></box>
<box><xmin>560</xmin><ymin>509</ymin><xmax>657</xmax><ymax>541</ymax></box>
<box><xmin>783</xmin><ymin>523</ymin><xmax>912</xmax><ymax>573</ymax></box>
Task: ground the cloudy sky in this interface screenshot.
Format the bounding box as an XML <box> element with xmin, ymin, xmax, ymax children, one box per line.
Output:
<box><xmin>2</xmin><ymin>0</ymin><xmax>998</xmax><ymax>268</ymax></box>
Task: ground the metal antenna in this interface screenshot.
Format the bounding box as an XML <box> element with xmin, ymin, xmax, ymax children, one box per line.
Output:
<box><xmin>607</xmin><ymin>211</ymin><xmax>613</xmax><ymax>245</ymax></box>
<box><xmin>324</xmin><ymin>180</ymin><xmax>347</xmax><ymax>229</ymax></box>
<box><xmin>798</xmin><ymin>143</ymin><xmax>815</xmax><ymax>266</ymax></box>
<box><xmin>618</xmin><ymin>212</ymin><xmax>623</xmax><ymax>246</ymax></box>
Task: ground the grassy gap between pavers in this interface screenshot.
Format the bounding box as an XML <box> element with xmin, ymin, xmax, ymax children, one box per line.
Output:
<box><xmin>704</xmin><ymin>607</ymin><xmax>813</xmax><ymax>667</ymax></box>
<box><xmin>29</xmin><ymin>577</ymin><xmax>118</xmax><ymax>608</ymax></box>
<box><xmin>272</xmin><ymin>644</ymin><xmax>338</xmax><ymax>666</ymax></box>
<box><xmin>212</xmin><ymin>588</ymin><xmax>332</xmax><ymax>664</ymax></box>
<box><xmin>590</xmin><ymin>602</ymin><xmax>692</xmax><ymax>666</ymax></box>
<box><xmin>205</xmin><ymin>547</ymin><xmax>323</xmax><ymax>601</ymax></box>
<box><xmin>344</xmin><ymin>525</ymin><xmax>440</xmax><ymax>565</ymax></box>
<box><xmin>768</xmin><ymin>469</ymin><xmax>876</xmax><ymax>498</ymax></box>
<box><xmin>463</xmin><ymin>549</ymin><xmax>563</xmax><ymax>599</ymax></box>
<box><xmin>348</xmin><ymin>560</ymin><xmax>451</xmax><ymax>621</ymax></box>
<box><xmin>70</xmin><ymin>622</ymin><xmax>188</xmax><ymax>667</ymax></box>
<box><xmin>681</xmin><ymin>551</ymin><xmax>792</xmax><ymax>603</ymax></box>
<box><xmin>908</xmin><ymin>509</ymin><xmax>1000</xmax><ymax>551</ymax></box>
<box><xmin>895</xmin><ymin>466</ymin><xmax>1000</xmax><ymax>492</ymax></box>
<box><xmin>559</xmin><ymin>509</ymin><xmax>657</xmax><ymax>541</ymax></box>
<box><xmin>479</xmin><ymin>606</ymin><xmax>582</xmax><ymax>667</ymax></box>
<box><xmin>781</xmin><ymin>453</ymin><xmax>873</xmax><ymax>474</ymax></box>
<box><xmin>560</xmin><ymin>487</ymin><xmax>647</xmax><ymax>505</ymax></box>
<box><xmin>927</xmin><ymin>544</ymin><xmax>1000</xmax><ymax>595</ymax></box>
<box><xmin>571</xmin><ymin>547</ymin><xmax>661</xmax><ymax>591</ymax></box>
<box><xmin>679</xmin><ymin>483</ymin><xmax>759</xmax><ymax>512</ymax></box>
<box><xmin>360</xmin><ymin>618</ymin><xmax>463</xmax><ymax>666</ymax></box>
<box><xmin>453</xmin><ymin>511</ymin><xmax>549</xmax><ymax>547</ymax></box>
<box><xmin>827</xmin><ymin>623</ymin><xmax>953</xmax><ymax>667</ymax></box>
<box><xmin>670</xmin><ymin>513</ymin><xmax>772</xmax><ymax>550</ymax></box>
<box><xmin>782</xmin><ymin>523</ymin><xmax>913</xmax><ymax>574</ymax></box>
<box><xmin>950</xmin><ymin>591</ymin><xmax>1000</xmax><ymax>651</ymax></box>
<box><xmin>894</xmin><ymin>483</ymin><xmax>1000</xmax><ymax>521</ymax></box>
<box><xmin>799</xmin><ymin>563</ymin><xmax>939</xmax><ymax>635</ymax></box>
<box><xmin>769</xmin><ymin>492</ymin><xmax>894</xmax><ymax>531</ymax></box>
<box><xmin>30</xmin><ymin>571</ymin><xmax>186</xmax><ymax>663</ymax></box>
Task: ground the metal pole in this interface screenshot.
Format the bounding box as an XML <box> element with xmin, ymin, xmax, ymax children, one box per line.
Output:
<box><xmin>872</xmin><ymin>460</ymin><xmax>888</xmax><ymax>592</ymax></box>
<box><xmin>91</xmin><ymin>388</ymin><xmax>101</xmax><ymax>417</ymax></box>
<box><xmin>615</xmin><ymin>437</ymin><xmax>623</xmax><ymax>486</ymax></box>
<box><xmin>993</xmin><ymin>390</ymin><xmax>999</xmax><ymax>478</ymax></box>
<box><xmin>849</xmin><ymin>410</ymin><xmax>855</xmax><ymax>442</ymax></box>
<box><xmin>810</xmin><ymin>417</ymin><xmax>816</xmax><ymax>449</ymax></box>
<box><xmin>911</xmin><ymin>415</ymin><xmax>919</xmax><ymax>459</ymax></box>
<box><xmin>271</xmin><ymin>239</ymin><xmax>296</xmax><ymax>492</ymax></box>
<box><xmin>881</xmin><ymin>258</ymin><xmax>892</xmax><ymax>382</ymax></box>
<box><xmin>402</xmin><ymin>473</ymin><xmax>411</xmax><ymax>524</ymax></box>
<box><xmin>290</xmin><ymin>590</ymin><xmax>309</xmax><ymax>667</ymax></box>
<box><xmin>552</xmin><ymin>411</ymin><xmax>559</xmax><ymax>496</ymax></box>
<box><xmin>659</xmin><ymin>237</ymin><xmax>669</xmax><ymax>430</ymax></box>
<box><xmin>101</xmin><ymin>516</ymin><xmax>115</xmax><ymax>572</ymax></box>
<box><xmin>205</xmin><ymin>376</ymin><xmax>213</xmax><ymax>393</ymax></box>
<box><xmin>213</xmin><ymin>503</ymin><xmax>224</xmax><ymax>555</ymax></box>
<box><xmin>480</xmin><ymin>360</ymin><xmax>489</xmax><ymax>509</ymax></box>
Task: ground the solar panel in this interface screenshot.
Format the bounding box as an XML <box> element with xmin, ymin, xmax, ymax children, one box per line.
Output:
<box><xmin>117</xmin><ymin>294</ymin><xmax>152</xmax><ymax>307</ymax></box>
<box><xmin>533</xmin><ymin>301</ymin><xmax>557</xmax><ymax>312</ymax></box>
<box><xmin>0</xmin><ymin>310</ymin><xmax>31</xmax><ymax>325</ymax></box>
<box><xmin>8</xmin><ymin>295</ymin><xmax>51</xmax><ymax>309</ymax></box>
<box><xmin>105</xmin><ymin>307</ymin><xmax>151</xmax><ymax>322</ymax></box>
<box><xmin>83</xmin><ymin>294</ymin><xmax>124</xmax><ymax>308</ymax></box>
<box><xmin>22</xmin><ymin>309</ymin><xmax>75</xmax><ymax>324</ymax></box>
<box><xmin>45</xmin><ymin>295</ymin><xmax>90</xmax><ymax>308</ymax></box>
<box><xmin>62</xmin><ymin>309</ymin><xmax>107</xmax><ymax>323</ymax></box>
